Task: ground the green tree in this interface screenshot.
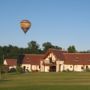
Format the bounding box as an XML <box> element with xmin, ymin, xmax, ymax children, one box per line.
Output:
<box><xmin>42</xmin><ymin>42</ymin><xmax>62</xmax><ymax>53</ymax></box>
<box><xmin>27</xmin><ymin>41</ymin><xmax>42</xmax><ymax>54</ymax></box>
<box><xmin>67</xmin><ymin>45</ymin><xmax>76</xmax><ymax>53</ymax></box>
<box><xmin>42</xmin><ymin>42</ymin><xmax>54</xmax><ymax>52</ymax></box>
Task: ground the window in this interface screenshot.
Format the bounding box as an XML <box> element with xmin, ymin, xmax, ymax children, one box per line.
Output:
<box><xmin>23</xmin><ymin>66</ymin><xmax>26</xmax><ymax>71</ymax></box>
<box><xmin>49</xmin><ymin>57</ymin><xmax>52</xmax><ymax>63</ymax></box>
<box><xmin>81</xmin><ymin>66</ymin><xmax>84</xmax><ymax>70</ymax></box>
<box><xmin>39</xmin><ymin>65</ymin><xmax>40</xmax><ymax>69</ymax></box>
<box><xmin>86</xmin><ymin>66</ymin><xmax>88</xmax><ymax>69</ymax></box>
<box><xmin>70</xmin><ymin>66</ymin><xmax>72</xmax><ymax>68</ymax></box>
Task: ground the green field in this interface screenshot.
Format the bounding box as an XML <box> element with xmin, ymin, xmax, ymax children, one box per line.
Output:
<box><xmin>1</xmin><ymin>72</ymin><xmax>90</xmax><ymax>90</ymax></box>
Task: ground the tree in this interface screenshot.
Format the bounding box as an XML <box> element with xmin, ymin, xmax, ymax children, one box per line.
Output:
<box><xmin>28</xmin><ymin>41</ymin><xmax>39</xmax><ymax>49</ymax></box>
<box><xmin>53</xmin><ymin>46</ymin><xmax>62</xmax><ymax>50</ymax></box>
<box><xmin>67</xmin><ymin>45</ymin><xmax>76</xmax><ymax>53</ymax></box>
<box><xmin>27</xmin><ymin>41</ymin><xmax>41</xmax><ymax>54</ymax></box>
<box><xmin>42</xmin><ymin>42</ymin><xmax>62</xmax><ymax>53</ymax></box>
<box><xmin>42</xmin><ymin>42</ymin><xmax>54</xmax><ymax>52</ymax></box>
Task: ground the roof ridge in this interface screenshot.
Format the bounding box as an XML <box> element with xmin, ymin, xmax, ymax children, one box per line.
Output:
<box><xmin>63</xmin><ymin>53</ymin><xmax>90</xmax><ymax>54</ymax></box>
<box><xmin>5</xmin><ymin>58</ymin><xmax>17</xmax><ymax>60</ymax></box>
<box><xmin>24</xmin><ymin>54</ymin><xmax>44</xmax><ymax>55</ymax></box>
<box><xmin>49</xmin><ymin>48</ymin><xmax>61</xmax><ymax>51</ymax></box>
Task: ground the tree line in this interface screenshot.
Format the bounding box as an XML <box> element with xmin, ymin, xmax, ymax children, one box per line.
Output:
<box><xmin>2</xmin><ymin>40</ymin><xmax>90</xmax><ymax>64</ymax></box>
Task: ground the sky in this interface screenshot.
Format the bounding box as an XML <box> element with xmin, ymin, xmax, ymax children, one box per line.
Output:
<box><xmin>0</xmin><ymin>0</ymin><xmax>90</xmax><ymax>51</ymax></box>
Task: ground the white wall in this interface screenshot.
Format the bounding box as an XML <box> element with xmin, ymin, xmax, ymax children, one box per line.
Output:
<box><xmin>9</xmin><ymin>66</ymin><xmax>16</xmax><ymax>69</ymax></box>
<box><xmin>64</xmin><ymin>65</ymin><xmax>74</xmax><ymax>71</ymax></box>
<box><xmin>21</xmin><ymin>64</ymin><xmax>40</xmax><ymax>72</ymax></box>
<box><xmin>73</xmin><ymin>65</ymin><xmax>83</xmax><ymax>72</ymax></box>
<box><xmin>42</xmin><ymin>53</ymin><xmax>56</xmax><ymax>72</ymax></box>
<box><xmin>45</xmin><ymin>66</ymin><xmax>49</xmax><ymax>72</ymax></box>
<box><xmin>56</xmin><ymin>60</ymin><xmax>64</xmax><ymax>72</ymax></box>
<box><xmin>31</xmin><ymin>65</ymin><xmax>40</xmax><ymax>71</ymax></box>
<box><xmin>40</xmin><ymin>52</ymin><xmax>56</xmax><ymax>72</ymax></box>
<box><xmin>40</xmin><ymin>61</ymin><xmax>44</xmax><ymax>72</ymax></box>
<box><xmin>21</xmin><ymin>64</ymin><xmax>31</xmax><ymax>72</ymax></box>
<box><xmin>74</xmin><ymin>65</ymin><xmax>90</xmax><ymax>72</ymax></box>
<box><xmin>3</xmin><ymin>60</ymin><xmax>7</xmax><ymax>65</ymax></box>
<box><xmin>63</xmin><ymin>64</ymin><xmax>90</xmax><ymax>72</ymax></box>
<box><xmin>87</xmin><ymin>65</ymin><xmax>90</xmax><ymax>69</ymax></box>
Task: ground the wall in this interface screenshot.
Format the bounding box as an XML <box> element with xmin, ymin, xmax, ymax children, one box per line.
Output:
<box><xmin>56</xmin><ymin>60</ymin><xmax>64</xmax><ymax>72</ymax></box>
<box><xmin>31</xmin><ymin>65</ymin><xmax>40</xmax><ymax>71</ymax></box>
<box><xmin>44</xmin><ymin>53</ymin><xmax>56</xmax><ymax>64</ymax></box>
<box><xmin>63</xmin><ymin>64</ymin><xmax>90</xmax><ymax>72</ymax></box>
<box><xmin>73</xmin><ymin>65</ymin><xmax>83</xmax><ymax>71</ymax></box>
<box><xmin>44</xmin><ymin>66</ymin><xmax>49</xmax><ymax>72</ymax></box>
<box><xmin>3</xmin><ymin>60</ymin><xmax>7</xmax><ymax>65</ymax></box>
<box><xmin>9</xmin><ymin>66</ymin><xmax>16</xmax><ymax>69</ymax></box>
<box><xmin>40</xmin><ymin>53</ymin><xmax>56</xmax><ymax>72</ymax></box>
<box><xmin>21</xmin><ymin>64</ymin><xmax>31</xmax><ymax>72</ymax></box>
<box><xmin>40</xmin><ymin>60</ymin><xmax>44</xmax><ymax>72</ymax></box>
<box><xmin>74</xmin><ymin>65</ymin><xmax>90</xmax><ymax>72</ymax></box>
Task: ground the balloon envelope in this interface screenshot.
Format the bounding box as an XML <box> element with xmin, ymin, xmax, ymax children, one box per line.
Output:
<box><xmin>20</xmin><ymin>20</ymin><xmax>31</xmax><ymax>33</ymax></box>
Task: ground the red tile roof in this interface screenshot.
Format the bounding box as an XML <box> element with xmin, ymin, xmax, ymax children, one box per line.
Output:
<box><xmin>63</xmin><ymin>53</ymin><xmax>90</xmax><ymax>65</ymax></box>
<box><xmin>43</xmin><ymin>48</ymin><xmax>67</xmax><ymax>59</ymax></box>
<box><xmin>5</xmin><ymin>59</ymin><xmax>17</xmax><ymax>66</ymax></box>
<box><xmin>44</xmin><ymin>49</ymin><xmax>90</xmax><ymax>65</ymax></box>
<box><xmin>22</xmin><ymin>54</ymin><xmax>44</xmax><ymax>65</ymax></box>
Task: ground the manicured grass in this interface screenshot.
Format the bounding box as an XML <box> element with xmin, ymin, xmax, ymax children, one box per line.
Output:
<box><xmin>0</xmin><ymin>72</ymin><xmax>90</xmax><ymax>90</ymax></box>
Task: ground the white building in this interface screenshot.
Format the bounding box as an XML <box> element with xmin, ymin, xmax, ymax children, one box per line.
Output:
<box><xmin>40</xmin><ymin>49</ymin><xmax>90</xmax><ymax>72</ymax></box>
<box><xmin>4</xmin><ymin>49</ymin><xmax>90</xmax><ymax>73</ymax></box>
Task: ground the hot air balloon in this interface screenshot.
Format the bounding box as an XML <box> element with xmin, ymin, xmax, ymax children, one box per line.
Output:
<box><xmin>20</xmin><ymin>20</ymin><xmax>31</xmax><ymax>33</ymax></box>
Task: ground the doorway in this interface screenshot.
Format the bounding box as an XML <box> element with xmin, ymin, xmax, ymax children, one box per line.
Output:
<box><xmin>50</xmin><ymin>66</ymin><xmax>56</xmax><ymax>72</ymax></box>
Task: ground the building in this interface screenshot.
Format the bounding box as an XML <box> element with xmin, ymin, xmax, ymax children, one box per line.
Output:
<box><xmin>40</xmin><ymin>49</ymin><xmax>90</xmax><ymax>72</ymax></box>
<box><xmin>19</xmin><ymin>54</ymin><xmax>44</xmax><ymax>72</ymax></box>
<box><xmin>3</xmin><ymin>59</ymin><xmax>17</xmax><ymax>70</ymax></box>
<box><xmin>63</xmin><ymin>53</ymin><xmax>90</xmax><ymax>72</ymax></box>
<box><xmin>3</xmin><ymin>49</ymin><xmax>90</xmax><ymax>73</ymax></box>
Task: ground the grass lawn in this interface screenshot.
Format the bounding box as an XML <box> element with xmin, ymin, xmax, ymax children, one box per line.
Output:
<box><xmin>0</xmin><ymin>72</ymin><xmax>90</xmax><ymax>90</ymax></box>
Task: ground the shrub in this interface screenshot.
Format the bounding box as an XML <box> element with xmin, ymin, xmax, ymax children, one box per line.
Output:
<box><xmin>8</xmin><ymin>68</ymin><xmax>16</xmax><ymax>73</ymax></box>
<box><xmin>16</xmin><ymin>66</ymin><xmax>25</xmax><ymax>73</ymax></box>
<box><xmin>85</xmin><ymin>68</ymin><xmax>90</xmax><ymax>72</ymax></box>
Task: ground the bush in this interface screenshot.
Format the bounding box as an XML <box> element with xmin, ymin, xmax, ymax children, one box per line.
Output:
<box><xmin>8</xmin><ymin>68</ymin><xmax>16</xmax><ymax>73</ymax></box>
<box><xmin>0</xmin><ymin>65</ymin><xmax>9</xmax><ymax>74</ymax></box>
<box><xmin>85</xmin><ymin>68</ymin><xmax>90</xmax><ymax>72</ymax></box>
<box><xmin>63</xmin><ymin>69</ymin><xmax>73</xmax><ymax>72</ymax></box>
<box><xmin>32</xmin><ymin>70</ymin><xmax>39</xmax><ymax>72</ymax></box>
<box><xmin>16</xmin><ymin>66</ymin><xmax>25</xmax><ymax>73</ymax></box>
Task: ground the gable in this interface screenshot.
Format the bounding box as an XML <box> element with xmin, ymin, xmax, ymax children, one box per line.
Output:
<box><xmin>43</xmin><ymin>48</ymin><xmax>66</xmax><ymax>61</ymax></box>
<box><xmin>44</xmin><ymin>52</ymin><xmax>56</xmax><ymax>63</ymax></box>
<box><xmin>3</xmin><ymin>60</ymin><xmax>7</xmax><ymax>65</ymax></box>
